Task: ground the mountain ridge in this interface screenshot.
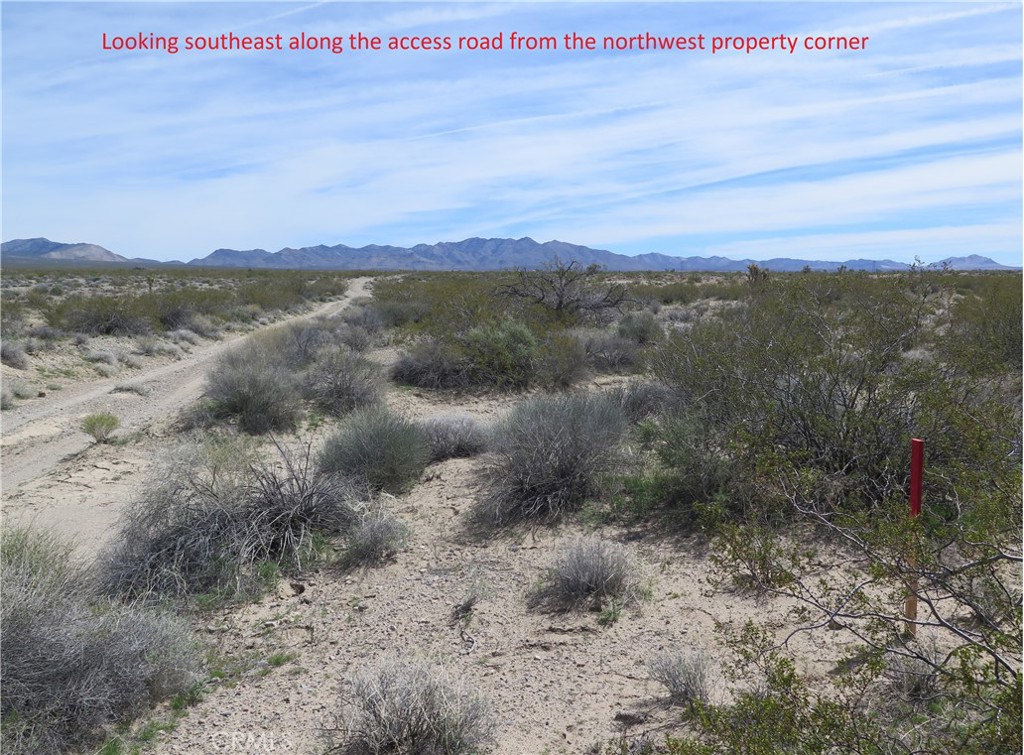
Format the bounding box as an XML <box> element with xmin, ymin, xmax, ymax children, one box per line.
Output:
<box><xmin>2</xmin><ymin>236</ymin><xmax>1017</xmax><ymax>272</ymax></box>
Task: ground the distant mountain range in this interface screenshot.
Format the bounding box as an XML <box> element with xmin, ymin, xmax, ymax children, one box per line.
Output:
<box><xmin>1</xmin><ymin>236</ymin><xmax>1017</xmax><ymax>272</ymax></box>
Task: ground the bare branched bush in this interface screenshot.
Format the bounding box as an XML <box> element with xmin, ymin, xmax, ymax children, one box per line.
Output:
<box><xmin>205</xmin><ymin>343</ymin><xmax>302</xmax><ymax>434</ymax></box>
<box><xmin>317</xmin><ymin>407</ymin><xmax>430</xmax><ymax>494</ymax></box>
<box><xmin>343</xmin><ymin>507</ymin><xmax>411</xmax><ymax>568</ymax></box>
<box><xmin>304</xmin><ymin>348</ymin><xmax>384</xmax><ymax>417</ymax></box>
<box><xmin>1</xmin><ymin>528</ymin><xmax>199</xmax><ymax>754</ymax></box>
<box><xmin>530</xmin><ymin>537</ymin><xmax>648</xmax><ymax>612</ymax></box>
<box><xmin>477</xmin><ymin>394</ymin><xmax>626</xmax><ymax>524</ymax></box>
<box><xmin>420</xmin><ymin>414</ymin><xmax>488</xmax><ymax>462</ymax></box>
<box><xmin>648</xmin><ymin>649</ymin><xmax>712</xmax><ymax>706</ymax></box>
<box><xmin>100</xmin><ymin>439</ymin><xmax>358</xmax><ymax>601</ymax></box>
<box><xmin>338</xmin><ymin>659</ymin><xmax>495</xmax><ymax>755</ymax></box>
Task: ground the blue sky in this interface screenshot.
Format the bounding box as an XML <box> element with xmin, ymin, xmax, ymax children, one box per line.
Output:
<box><xmin>2</xmin><ymin>1</ymin><xmax>1021</xmax><ymax>264</ymax></box>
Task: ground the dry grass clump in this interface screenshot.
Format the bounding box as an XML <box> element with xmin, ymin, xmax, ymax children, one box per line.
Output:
<box><xmin>317</xmin><ymin>407</ymin><xmax>430</xmax><ymax>494</ymax></box>
<box><xmin>304</xmin><ymin>348</ymin><xmax>385</xmax><ymax>417</ymax></box>
<box><xmin>530</xmin><ymin>537</ymin><xmax>649</xmax><ymax>612</ymax></box>
<box><xmin>100</xmin><ymin>440</ymin><xmax>358</xmax><ymax>601</ymax></box>
<box><xmin>476</xmin><ymin>393</ymin><xmax>626</xmax><ymax>525</ymax></box>
<box><xmin>339</xmin><ymin>658</ymin><xmax>495</xmax><ymax>755</ymax></box>
<box><xmin>420</xmin><ymin>414</ymin><xmax>489</xmax><ymax>462</ymax></box>
<box><xmin>1</xmin><ymin>527</ymin><xmax>199</xmax><ymax>754</ymax></box>
<box><xmin>647</xmin><ymin>649</ymin><xmax>712</xmax><ymax>706</ymax></box>
<box><xmin>342</xmin><ymin>507</ymin><xmax>411</xmax><ymax>568</ymax></box>
<box><xmin>205</xmin><ymin>343</ymin><xmax>302</xmax><ymax>434</ymax></box>
<box><xmin>1</xmin><ymin>341</ymin><xmax>29</xmax><ymax>369</ymax></box>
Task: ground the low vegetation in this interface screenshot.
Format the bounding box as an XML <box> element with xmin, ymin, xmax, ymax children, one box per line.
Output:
<box><xmin>530</xmin><ymin>537</ymin><xmax>649</xmax><ymax>613</ymax></box>
<box><xmin>1</xmin><ymin>527</ymin><xmax>199</xmax><ymax>754</ymax></box>
<box><xmin>100</xmin><ymin>439</ymin><xmax>358</xmax><ymax>601</ymax></box>
<box><xmin>476</xmin><ymin>393</ymin><xmax>627</xmax><ymax>525</ymax></box>
<box><xmin>317</xmin><ymin>407</ymin><xmax>430</xmax><ymax>495</ymax></box>
<box><xmin>336</xmin><ymin>658</ymin><xmax>495</xmax><ymax>755</ymax></box>
<box><xmin>80</xmin><ymin>411</ymin><xmax>120</xmax><ymax>443</ymax></box>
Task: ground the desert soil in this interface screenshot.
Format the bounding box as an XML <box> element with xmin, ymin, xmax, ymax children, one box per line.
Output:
<box><xmin>0</xmin><ymin>277</ymin><xmax>858</xmax><ymax>754</ymax></box>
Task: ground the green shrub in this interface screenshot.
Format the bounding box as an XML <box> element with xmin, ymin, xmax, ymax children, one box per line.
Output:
<box><xmin>617</xmin><ymin>311</ymin><xmax>664</xmax><ymax>345</ymax></box>
<box><xmin>205</xmin><ymin>344</ymin><xmax>302</xmax><ymax>434</ymax></box>
<box><xmin>476</xmin><ymin>393</ymin><xmax>627</xmax><ymax>524</ymax></box>
<box><xmin>81</xmin><ymin>412</ymin><xmax>120</xmax><ymax>443</ymax></box>
<box><xmin>341</xmin><ymin>659</ymin><xmax>494</xmax><ymax>755</ymax></box>
<box><xmin>317</xmin><ymin>407</ymin><xmax>430</xmax><ymax>494</ymax></box>
<box><xmin>1</xmin><ymin>528</ymin><xmax>199</xmax><ymax>754</ymax></box>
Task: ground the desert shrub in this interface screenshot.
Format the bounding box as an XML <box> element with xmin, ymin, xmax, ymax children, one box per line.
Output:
<box><xmin>530</xmin><ymin>537</ymin><xmax>648</xmax><ymax>612</ymax></box>
<box><xmin>304</xmin><ymin>348</ymin><xmax>384</xmax><ymax>417</ymax></box>
<box><xmin>341</xmin><ymin>658</ymin><xmax>495</xmax><ymax>755</ymax></box>
<box><xmin>391</xmin><ymin>338</ymin><xmax>468</xmax><ymax>390</ymax></box>
<box><xmin>581</xmin><ymin>332</ymin><xmax>641</xmax><ymax>373</ymax></box>
<box><xmin>82</xmin><ymin>348</ymin><xmax>117</xmax><ymax>365</ymax></box>
<box><xmin>533</xmin><ymin>332</ymin><xmax>588</xmax><ymax>389</ymax></box>
<box><xmin>47</xmin><ymin>295</ymin><xmax>151</xmax><ymax>336</ymax></box>
<box><xmin>343</xmin><ymin>508</ymin><xmax>410</xmax><ymax>567</ymax></box>
<box><xmin>420</xmin><ymin>414</ymin><xmax>488</xmax><ymax>462</ymax></box>
<box><xmin>205</xmin><ymin>343</ymin><xmax>302</xmax><ymax>434</ymax></box>
<box><xmin>606</xmin><ymin>380</ymin><xmax>674</xmax><ymax>422</ymax></box>
<box><xmin>100</xmin><ymin>440</ymin><xmax>357</xmax><ymax>600</ymax></box>
<box><xmin>459</xmin><ymin>323</ymin><xmax>536</xmax><ymax>389</ymax></box>
<box><xmin>260</xmin><ymin>321</ymin><xmax>333</xmax><ymax>368</ymax></box>
<box><xmin>81</xmin><ymin>412</ymin><xmax>120</xmax><ymax>443</ymax></box>
<box><xmin>617</xmin><ymin>311</ymin><xmax>664</xmax><ymax>345</ymax></box>
<box><xmin>1</xmin><ymin>342</ymin><xmax>29</xmax><ymax>369</ymax></box>
<box><xmin>648</xmin><ymin>649</ymin><xmax>712</xmax><ymax>706</ymax></box>
<box><xmin>343</xmin><ymin>305</ymin><xmax>385</xmax><ymax>334</ymax></box>
<box><xmin>477</xmin><ymin>393</ymin><xmax>626</xmax><ymax>524</ymax></box>
<box><xmin>336</xmin><ymin>324</ymin><xmax>372</xmax><ymax>352</ymax></box>
<box><xmin>167</xmin><ymin>328</ymin><xmax>200</xmax><ymax>345</ymax></box>
<box><xmin>317</xmin><ymin>407</ymin><xmax>430</xmax><ymax>494</ymax></box>
<box><xmin>112</xmin><ymin>383</ymin><xmax>151</xmax><ymax>397</ymax></box>
<box><xmin>1</xmin><ymin>527</ymin><xmax>199</xmax><ymax>754</ymax></box>
<box><xmin>1</xmin><ymin>385</ymin><xmax>13</xmax><ymax>410</ymax></box>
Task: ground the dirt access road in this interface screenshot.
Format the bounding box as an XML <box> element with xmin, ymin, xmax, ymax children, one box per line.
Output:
<box><xmin>0</xmin><ymin>277</ymin><xmax>372</xmax><ymax>547</ymax></box>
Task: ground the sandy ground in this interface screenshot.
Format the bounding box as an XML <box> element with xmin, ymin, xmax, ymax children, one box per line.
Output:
<box><xmin>1</xmin><ymin>277</ymin><xmax>372</xmax><ymax>552</ymax></box>
<box><xmin>0</xmin><ymin>278</ymin><xmax>862</xmax><ymax>754</ymax></box>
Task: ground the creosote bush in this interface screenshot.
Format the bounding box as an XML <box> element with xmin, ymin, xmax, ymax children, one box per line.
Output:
<box><xmin>339</xmin><ymin>658</ymin><xmax>495</xmax><ymax>755</ymax></box>
<box><xmin>1</xmin><ymin>527</ymin><xmax>199</xmax><ymax>755</ymax></box>
<box><xmin>530</xmin><ymin>537</ymin><xmax>648</xmax><ymax>612</ymax></box>
<box><xmin>100</xmin><ymin>439</ymin><xmax>358</xmax><ymax>601</ymax></box>
<box><xmin>477</xmin><ymin>393</ymin><xmax>626</xmax><ymax>525</ymax></box>
<box><xmin>420</xmin><ymin>414</ymin><xmax>488</xmax><ymax>462</ymax></box>
<box><xmin>317</xmin><ymin>407</ymin><xmax>430</xmax><ymax>495</ymax></box>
